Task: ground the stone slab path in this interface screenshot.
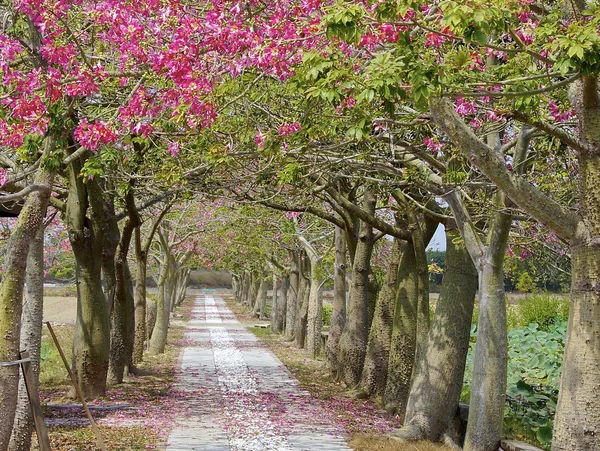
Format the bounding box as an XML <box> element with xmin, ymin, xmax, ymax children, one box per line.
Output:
<box><xmin>166</xmin><ymin>292</ymin><xmax>351</xmax><ymax>451</ymax></box>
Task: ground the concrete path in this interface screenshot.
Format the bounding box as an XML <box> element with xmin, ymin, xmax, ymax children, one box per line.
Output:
<box><xmin>166</xmin><ymin>292</ymin><xmax>351</xmax><ymax>451</ymax></box>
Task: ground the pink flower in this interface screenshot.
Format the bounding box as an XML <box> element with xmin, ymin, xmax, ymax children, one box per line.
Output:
<box><xmin>74</xmin><ymin>119</ymin><xmax>118</xmax><ymax>151</ymax></box>
<box><xmin>255</xmin><ymin>130</ymin><xmax>265</xmax><ymax>148</ymax></box>
<box><xmin>423</xmin><ymin>137</ymin><xmax>444</xmax><ymax>152</ymax></box>
<box><xmin>277</xmin><ymin>122</ymin><xmax>302</xmax><ymax>137</ymax></box>
<box><xmin>167</xmin><ymin>142</ymin><xmax>181</xmax><ymax>157</ymax></box>
<box><xmin>455</xmin><ymin>98</ymin><xmax>476</xmax><ymax>116</ymax></box>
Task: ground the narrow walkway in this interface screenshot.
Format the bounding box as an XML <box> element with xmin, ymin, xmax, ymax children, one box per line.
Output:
<box><xmin>167</xmin><ymin>291</ymin><xmax>351</xmax><ymax>451</ymax></box>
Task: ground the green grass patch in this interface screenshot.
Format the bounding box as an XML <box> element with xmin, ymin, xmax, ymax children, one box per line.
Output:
<box><xmin>40</xmin><ymin>325</ymin><xmax>74</xmax><ymax>387</ymax></box>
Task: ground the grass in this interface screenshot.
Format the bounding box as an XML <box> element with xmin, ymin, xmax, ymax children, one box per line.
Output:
<box><xmin>350</xmin><ymin>435</ymin><xmax>452</xmax><ymax>450</ymax></box>
<box><xmin>40</xmin><ymin>325</ymin><xmax>74</xmax><ymax>387</ymax></box>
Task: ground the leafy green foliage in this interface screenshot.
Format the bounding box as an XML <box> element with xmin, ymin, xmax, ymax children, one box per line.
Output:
<box><xmin>463</xmin><ymin>313</ymin><xmax>567</xmax><ymax>449</ymax></box>
<box><xmin>516</xmin><ymin>272</ymin><xmax>536</xmax><ymax>293</ymax></box>
<box><xmin>322</xmin><ymin>303</ymin><xmax>333</xmax><ymax>326</ymax></box>
<box><xmin>505</xmin><ymin>321</ymin><xmax>566</xmax><ymax>448</ymax></box>
<box><xmin>515</xmin><ymin>294</ymin><xmax>569</xmax><ymax>331</ymax></box>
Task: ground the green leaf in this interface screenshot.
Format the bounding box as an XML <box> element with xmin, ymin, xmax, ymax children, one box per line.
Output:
<box><xmin>473</xmin><ymin>29</ymin><xmax>487</xmax><ymax>45</ymax></box>
<box><xmin>536</xmin><ymin>426</ymin><xmax>553</xmax><ymax>444</ymax></box>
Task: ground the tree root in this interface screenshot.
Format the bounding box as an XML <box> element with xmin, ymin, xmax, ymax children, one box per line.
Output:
<box><xmin>387</xmin><ymin>424</ymin><xmax>424</xmax><ymax>442</ymax></box>
<box><xmin>387</xmin><ymin>425</ymin><xmax>463</xmax><ymax>450</ymax></box>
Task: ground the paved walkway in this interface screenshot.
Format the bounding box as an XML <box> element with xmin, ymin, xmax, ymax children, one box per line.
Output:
<box><xmin>166</xmin><ymin>292</ymin><xmax>351</xmax><ymax>451</ymax></box>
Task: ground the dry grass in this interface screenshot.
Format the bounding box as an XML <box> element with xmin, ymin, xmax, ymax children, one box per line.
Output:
<box><xmin>350</xmin><ymin>434</ymin><xmax>453</xmax><ymax>450</ymax></box>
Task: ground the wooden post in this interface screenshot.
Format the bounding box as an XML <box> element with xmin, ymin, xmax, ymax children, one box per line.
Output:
<box><xmin>45</xmin><ymin>322</ymin><xmax>108</xmax><ymax>451</ymax></box>
<box><xmin>19</xmin><ymin>351</ymin><xmax>52</xmax><ymax>451</ymax></box>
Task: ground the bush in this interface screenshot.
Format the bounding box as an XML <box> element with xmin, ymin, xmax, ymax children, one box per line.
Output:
<box><xmin>322</xmin><ymin>303</ymin><xmax>333</xmax><ymax>326</ymax></box>
<box><xmin>517</xmin><ymin>294</ymin><xmax>569</xmax><ymax>331</ymax></box>
<box><xmin>516</xmin><ymin>272</ymin><xmax>536</xmax><ymax>293</ymax></box>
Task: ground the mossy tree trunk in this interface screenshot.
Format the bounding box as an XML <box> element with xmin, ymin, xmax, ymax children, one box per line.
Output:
<box><xmin>358</xmin><ymin>232</ymin><xmax>404</xmax><ymax>399</ymax></box>
<box><xmin>108</xmin><ymin>202</ymin><xmax>137</xmax><ymax>384</ymax></box>
<box><xmin>0</xmin><ymin>164</ymin><xmax>53</xmax><ymax>449</ymax></box>
<box><xmin>67</xmin><ymin>154</ymin><xmax>110</xmax><ymax>400</ymax></box>
<box><xmin>384</xmin><ymin>213</ymin><xmax>437</xmax><ymax>415</ymax></box>
<box><xmin>326</xmin><ymin>226</ymin><xmax>347</xmax><ymax>372</ymax></box>
<box><xmin>8</xmin><ymin>219</ymin><xmax>46</xmax><ymax>451</ymax></box>
<box><xmin>295</xmin><ymin>251</ymin><xmax>310</xmax><ymax>349</ymax></box>
<box><xmin>393</xmin><ymin>227</ymin><xmax>477</xmax><ymax>443</ymax></box>
<box><xmin>285</xmin><ymin>251</ymin><xmax>300</xmax><ymax>340</ymax></box>
<box><xmin>133</xmin><ymin>205</ymin><xmax>169</xmax><ymax>364</ymax></box>
<box><xmin>338</xmin><ymin>188</ymin><xmax>377</xmax><ymax>387</ymax></box>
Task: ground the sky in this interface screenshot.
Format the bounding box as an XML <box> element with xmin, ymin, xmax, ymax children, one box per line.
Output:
<box><xmin>429</xmin><ymin>223</ymin><xmax>446</xmax><ymax>251</ymax></box>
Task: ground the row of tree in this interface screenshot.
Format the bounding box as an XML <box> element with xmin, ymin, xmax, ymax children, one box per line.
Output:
<box><xmin>0</xmin><ymin>1</ymin><xmax>597</xmax><ymax>451</ymax></box>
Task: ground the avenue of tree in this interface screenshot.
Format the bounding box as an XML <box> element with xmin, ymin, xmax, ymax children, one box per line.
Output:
<box><xmin>0</xmin><ymin>1</ymin><xmax>595</xmax><ymax>451</ymax></box>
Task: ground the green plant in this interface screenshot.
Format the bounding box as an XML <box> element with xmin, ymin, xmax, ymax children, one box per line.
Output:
<box><xmin>516</xmin><ymin>272</ymin><xmax>536</xmax><ymax>293</ymax></box>
<box><xmin>517</xmin><ymin>294</ymin><xmax>568</xmax><ymax>331</ymax></box>
<box><xmin>322</xmin><ymin>303</ymin><xmax>333</xmax><ymax>326</ymax></box>
<box><xmin>462</xmin><ymin>321</ymin><xmax>566</xmax><ymax>449</ymax></box>
<box><xmin>505</xmin><ymin>321</ymin><xmax>566</xmax><ymax>449</ymax></box>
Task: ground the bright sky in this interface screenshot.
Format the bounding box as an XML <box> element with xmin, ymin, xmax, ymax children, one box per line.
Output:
<box><xmin>429</xmin><ymin>223</ymin><xmax>446</xmax><ymax>251</ymax></box>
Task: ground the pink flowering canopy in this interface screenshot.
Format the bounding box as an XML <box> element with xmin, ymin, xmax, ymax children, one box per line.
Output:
<box><xmin>0</xmin><ymin>0</ymin><xmax>325</xmax><ymax>155</ymax></box>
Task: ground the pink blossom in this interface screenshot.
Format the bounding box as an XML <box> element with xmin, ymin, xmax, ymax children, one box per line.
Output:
<box><xmin>423</xmin><ymin>137</ymin><xmax>444</xmax><ymax>152</ymax></box>
<box><xmin>74</xmin><ymin>119</ymin><xmax>118</xmax><ymax>151</ymax></box>
<box><xmin>455</xmin><ymin>98</ymin><xmax>477</xmax><ymax>116</ymax></box>
<box><xmin>167</xmin><ymin>142</ymin><xmax>181</xmax><ymax>157</ymax></box>
<box><xmin>255</xmin><ymin>130</ymin><xmax>265</xmax><ymax>148</ymax></box>
<box><xmin>277</xmin><ymin>122</ymin><xmax>302</xmax><ymax>137</ymax></box>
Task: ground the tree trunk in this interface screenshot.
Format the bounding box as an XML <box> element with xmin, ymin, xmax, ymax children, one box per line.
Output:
<box><xmin>552</xmin><ymin>243</ymin><xmax>600</xmax><ymax>450</ymax></box>
<box><xmin>69</xmin><ymin>172</ymin><xmax>110</xmax><ymax>399</ymax></box>
<box><xmin>9</xmin><ymin>225</ymin><xmax>45</xmax><ymax>451</ymax></box>
<box><xmin>305</xmin><ymin>260</ymin><xmax>324</xmax><ymax>358</ymax></box>
<box><xmin>326</xmin><ymin>226</ymin><xmax>347</xmax><ymax>373</ymax></box>
<box><xmin>358</xmin><ymin>236</ymin><xmax>403</xmax><ymax>398</ymax></box>
<box><xmin>285</xmin><ymin>252</ymin><xmax>300</xmax><ymax>340</ymax></box>
<box><xmin>108</xmin><ymin>219</ymin><xmax>135</xmax><ymax>384</ymax></box>
<box><xmin>272</xmin><ymin>274</ymin><xmax>287</xmax><ymax>334</ymax></box>
<box><xmin>0</xmin><ymin>157</ymin><xmax>53</xmax><ymax>450</ymax></box>
<box><xmin>102</xmin><ymin>197</ymin><xmax>120</xmax><ymax>314</ymax></box>
<box><xmin>295</xmin><ymin>252</ymin><xmax>310</xmax><ymax>349</ymax></box>
<box><xmin>463</xmin><ymin>194</ymin><xmax>511</xmax><ymax>451</ymax></box>
<box><xmin>146</xmin><ymin>297</ymin><xmax>157</xmax><ymax>341</ymax></box>
<box><xmin>133</xmin><ymin>232</ymin><xmax>148</xmax><ymax>364</ymax></box>
<box><xmin>148</xmin><ymin>247</ymin><xmax>170</xmax><ymax>355</ymax></box>
<box><xmin>253</xmin><ymin>272</ymin><xmax>268</xmax><ymax>318</ymax></box>
<box><xmin>393</xmin><ymin>227</ymin><xmax>477</xmax><ymax>443</ymax></box>
<box><xmin>338</xmin><ymin>189</ymin><xmax>376</xmax><ymax>387</ymax></box>
<box><xmin>383</xmin><ymin>240</ymin><xmax>418</xmax><ymax>415</ymax></box>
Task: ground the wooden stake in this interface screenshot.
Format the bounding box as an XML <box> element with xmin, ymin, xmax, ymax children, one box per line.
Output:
<box><xmin>45</xmin><ymin>322</ymin><xmax>108</xmax><ymax>451</ymax></box>
<box><xmin>19</xmin><ymin>350</ymin><xmax>52</xmax><ymax>451</ymax></box>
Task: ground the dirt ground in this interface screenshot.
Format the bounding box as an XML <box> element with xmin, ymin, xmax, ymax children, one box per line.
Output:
<box><xmin>43</xmin><ymin>296</ymin><xmax>77</xmax><ymax>324</ymax></box>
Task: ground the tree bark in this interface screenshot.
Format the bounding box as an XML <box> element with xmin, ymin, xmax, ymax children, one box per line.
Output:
<box><xmin>463</xmin><ymin>193</ymin><xmax>512</xmax><ymax>451</ymax></box>
<box><xmin>8</xmin><ymin>224</ymin><xmax>45</xmax><ymax>451</ymax></box>
<box><xmin>338</xmin><ymin>188</ymin><xmax>377</xmax><ymax>387</ymax></box>
<box><xmin>108</xmin><ymin>219</ymin><xmax>135</xmax><ymax>384</ymax></box>
<box><xmin>295</xmin><ymin>252</ymin><xmax>310</xmax><ymax>349</ymax></box>
<box><xmin>0</xmin><ymin>149</ymin><xmax>53</xmax><ymax>450</ymax></box>
<box><xmin>148</xmin><ymin>258</ymin><xmax>169</xmax><ymax>355</ymax></box>
<box><xmin>68</xmin><ymin>164</ymin><xmax>110</xmax><ymax>399</ymax></box>
<box><xmin>253</xmin><ymin>271</ymin><xmax>268</xmax><ymax>318</ymax></box>
<box><xmin>272</xmin><ymin>274</ymin><xmax>288</xmax><ymax>334</ymax></box>
<box><xmin>393</xmin><ymin>227</ymin><xmax>477</xmax><ymax>443</ymax></box>
<box><xmin>326</xmin><ymin>226</ymin><xmax>347</xmax><ymax>372</ymax></box>
<box><xmin>358</xmin><ymin>235</ymin><xmax>404</xmax><ymax>399</ymax></box>
<box><xmin>133</xmin><ymin>232</ymin><xmax>148</xmax><ymax>364</ymax></box>
<box><xmin>383</xmin><ymin>240</ymin><xmax>418</xmax><ymax>415</ymax></box>
<box><xmin>285</xmin><ymin>252</ymin><xmax>300</xmax><ymax>340</ymax></box>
